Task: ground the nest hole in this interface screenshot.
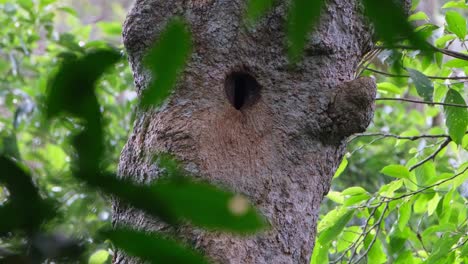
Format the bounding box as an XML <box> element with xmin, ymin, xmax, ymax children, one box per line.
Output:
<box><xmin>224</xmin><ymin>71</ymin><xmax>261</xmax><ymax>110</ymax></box>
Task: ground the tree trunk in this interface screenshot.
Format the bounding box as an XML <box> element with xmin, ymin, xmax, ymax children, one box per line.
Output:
<box><xmin>113</xmin><ymin>1</ymin><xmax>375</xmax><ymax>263</ymax></box>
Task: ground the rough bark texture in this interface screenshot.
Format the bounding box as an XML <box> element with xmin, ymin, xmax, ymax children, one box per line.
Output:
<box><xmin>113</xmin><ymin>1</ymin><xmax>376</xmax><ymax>263</ymax></box>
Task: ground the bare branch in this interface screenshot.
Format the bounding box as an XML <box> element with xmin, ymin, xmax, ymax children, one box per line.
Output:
<box><xmin>365</xmin><ymin>67</ymin><xmax>468</xmax><ymax>80</ymax></box>
<box><xmin>409</xmin><ymin>138</ymin><xmax>451</xmax><ymax>171</ymax></box>
<box><xmin>382</xmin><ymin>166</ymin><xmax>468</xmax><ymax>201</ymax></box>
<box><xmin>376</xmin><ymin>98</ymin><xmax>468</xmax><ymax>108</ymax></box>
<box><xmin>348</xmin><ymin>132</ymin><xmax>449</xmax><ymax>143</ymax></box>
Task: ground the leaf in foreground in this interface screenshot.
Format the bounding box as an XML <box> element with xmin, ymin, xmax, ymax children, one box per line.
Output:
<box><xmin>46</xmin><ymin>49</ymin><xmax>121</xmax><ymax>120</ymax></box>
<box><xmin>286</xmin><ymin>0</ymin><xmax>325</xmax><ymax>62</ymax></box>
<box><xmin>0</xmin><ymin>156</ymin><xmax>55</xmax><ymax>233</ymax></box>
<box><xmin>245</xmin><ymin>0</ymin><xmax>275</xmax><ymax>25</ymax></box>
<box><xmin>153</xmin><ymin>178</ymin><xmax>266</xmax><ymax>233</ymax></box>
<box><xmin>362</xmin><ymin>0</ymin><xmax>429</xmax><ymax>52</ymax></box>
<box><xmin>103</xmin><ymin>228</ymin><xmax>209</xmax><ymax>264</ymax></box>
<box><xmin>141</xmin><ymin>18</ymin><xmax>192</xmax><ymax>107</ymax></box>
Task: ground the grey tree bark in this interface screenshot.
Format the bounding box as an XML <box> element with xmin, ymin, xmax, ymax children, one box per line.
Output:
<box><xmin>113</xmin><ymin>1</ymin><xmax>377</xmax><ymax>263</ymax></box>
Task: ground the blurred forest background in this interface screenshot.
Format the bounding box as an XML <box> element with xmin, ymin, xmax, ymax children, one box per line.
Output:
<box><xmin>0</xmin><ymin>0</ymin><xmax>467</xmax><ymax>263</ymax></box>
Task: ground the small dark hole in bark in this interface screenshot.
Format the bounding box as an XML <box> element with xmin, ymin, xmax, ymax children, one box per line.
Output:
<box><xmin>224</xmin><ymin>71</ymin><xmax>261</xmax><ymax>110</ymax></box>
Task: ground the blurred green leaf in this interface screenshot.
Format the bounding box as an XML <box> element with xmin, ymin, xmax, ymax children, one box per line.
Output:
<box><xmin>426</xmin><ymin>234</ymin><xmax>461</xmax><ymax>264</ymax></box>
<box><xmin>445</xmin><ymin>11</ymin><xmax>467</xmax><ymax>39</ymax></box>
<box><xmin>286</xmin><ymin>0</ymin><xmax>325</xmax><ymax>62</ymax></box>
<box><xmin>46</xmin><ymin>49</ymin><xmax>121</xmax><ymax>120</ymax></box>
<box><xmin>444</xmin><ymin>89</ymin><xmax>468</xmax><ymax>144</ymax></box>
<box><xmin>364</xmin><ymin>234</ymin><xmax>386</xmax><ymax>264</ymax></box>
<box><xmin>141</xmin><ymin>18</ymin><xmax>192</xmax><ymax>108</ymax></box>
<box><xmin>442</xmin><ymin>1</ymin><xmax>468</xmax><ymax>9</ymax></box>
<box><xmin>245</xmin><ymin>0</ymin><xmax>275</xmax><ymax>25</ymax></box>
<box><xmin>310</xmin><ymin>240</ymin><xmax>328</xmax><ymax>264</ymax></box>
<box><xmin>103</xmin><ymin>228</ymin><xmax>209</xmax><ymax>264</ymax></box>
<box><xmin>397</xmin><ymin>202</ymin><xmax>411</xmax><ymax>231</ymax></box>
<box><xmin>377</xmin><ymin>82</ymin><xmax>402</xmax><ymax>94</ymax></box>
<box><xmin>97</xmin><ymin>22</ymin><xmax>122</xmax><ymax>36</ymax></box>
<box><xmin>88</xmin><ymin>249</ymin><xmax>109</xmax><ymax>264</ymax></box>
<box><xmin>0</xmin><ymin>156</ymin><xmax>55</xmax><ymax>234</ymax></box>
<box><xmin>318</xmin><ymin>208</ymin><xmax>354</xmax><ymax>244</ymax></box>
<box><xmin>362</xmin><ymin>0</ymin><xmax>429</xmax><ymax>51</ymax></box>
<box><xmin>408</xmin><ymin>11</ymin><xmax>429</xmax><ymax>22</ymax></box>
<box><xmin>333</xmin><ymin>156</ymin><xmax>348</xmax><ymax>178</ymax></box>
<box><xmin>152</xmin><ymin>178</ymin><xmax>266</xmax><ymax>233</ymax></box>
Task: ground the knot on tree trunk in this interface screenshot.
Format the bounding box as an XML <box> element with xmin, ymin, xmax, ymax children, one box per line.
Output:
<box><xmin>325</xmin><ymin>77</ymin><xmax>376</xmax><ymax>140</ymax></box>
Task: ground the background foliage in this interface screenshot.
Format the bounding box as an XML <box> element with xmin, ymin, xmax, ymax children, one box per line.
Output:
<box><xmin>0</xmin><ymin>0</ymin><xmax>467</xmax><ymax>263</ymax></box>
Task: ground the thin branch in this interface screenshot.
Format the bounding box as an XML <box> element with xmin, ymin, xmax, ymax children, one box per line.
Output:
<box><xmin>451</xmin><ymin>236</ymin><xmax>468</xmax><ymax>252</ymax></box>
<box><xmin>409</xmin><ymin>138</ymin><xmax>451</xmax><ymax>171</ymax></box>
<box><xmin>375</xmin><ymin>44</ymin><xmax>468</xmax><ymax>61</ymax></box>
<box><xmin>349</xmin><ymin>203</ymin><xmax>389</xmax><ymax>264</ymax></box>
<box><xmin>376</xmin><ymin>98</ymin><xmax>468</xmax><ymax>108</ymax></box>
<box><xmin>365</xmin><ymin>67</ymin><xmax>468</xmax><ymax>80</ymax></box>
<box><xmin>383</xmin><ymin>166</ymin><xmax>468</xmax><ymax>201</ymax></box>
<box><xmin>351</xmin><ymin>220</ymin><xmax>382</xmax><ymax>264</ymax></box>
<box><xmin>331</xmin><ymin>206</ymin><xmax>378</xmax><ymax>264</ymax></box>
<box><xmin>348</xmin><ymin>132</ymin><xmax>449</xmax><ymax>143</ymax></box>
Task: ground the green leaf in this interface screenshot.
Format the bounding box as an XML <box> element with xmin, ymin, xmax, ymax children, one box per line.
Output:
<box><xmin>445</xmin><ymin>11</ymin><xmax>467</xmax><ymax>39</ymax></box>
<box><xmin>342</xmin><ymin>186</ymin><xmax>367</xmax><ymax>196</ymax></box>
<box><xmin>444</xmin><ymin>58</ymin><xmax>468</xmax><ymax>68</ymax></box>
<box><xmin>310</xmin><ymin>240</ymin><xmax>328</xmax><ymax>264</ymax></box>
<box><xmin>409</xmin><ymin>11</ymin><xmax>429</xmax><ymax>22</ymax></box>
<box><xmin>413</xmin><ymin>194</ymin><xmax>430</xmax><ymax>214</ymax></box>
<box><xmin>397</xmin><ymin>202</ymin><xmax>411</xmax><ymax>231</ymax></box>
<box><xmin>379</xmin><ymin>180</ymin><xmax>403</xmax><ymax>197</ymax></box>
<box><xmin>427</xmin><ymin>193</ymin><xmax>441</xmax><ymax>216</ymax></box>
<box><xmin>426</xmin><ymin>234</ymin><xmax>461</xmax><ymax>264</ymax></box>
<box><xmin>333</xmin><ymin>156</ymin><xmax>348</xmax><ymax>178</ymax></box>
<box><xmin>394</xmin><ymin>251</ymin><xmax>416</xmax><ymax>264</ymax></box>
<box><xmin>286</xmin><ymin>0</ymin><xmax>325</xmax><ymax>62</ymax></box>
<box><xmin>88</xmin><ymin>250</ymin><xmax>109</xmax><ymax>264</ymax></box>
<box><xmin>365</xmin><ymin>235</ymin><xmax>387</xmax><ymax>264</ymax></box>
<box><xmin>318</xmin><ymin>208</ymin><xmax>354</xmax><ymax>244</ymax></box>
<box><xmin>103</xmin><ymin>228</ymin><xmax>209</xmax><ymax>264</ymax></box>
<box><xmin>415</xmin><ymin>161</ymin><xmax>436</xmax><ymax>185</ymax></box>
<box><xmin>435</xmin><ymin>34</ymin><xmax>457</xmax><ymax>48</ymax></box>
<box><xmin>326</xmin><ymin>191</ymin><xmax>344</xmax><ymax>204</ymax></box>
<box><xmin>380</xmin><ymin>164</ymin><xmax>410</xmax><ymax>179</ymax></box>
<box><xmin>57</xmin><ymin>7</ymin><xmax>78</xmax><ymax>17</ymax></box>
<box><xmin>97</xmin><ymin>21</ymin><xmax>122</xmax><ymax>36</ymax></box>
<box><xmin>442</xmin><ymin>1</ymin><xmax>468</xmax><ymax>9</ymax></box>
<box><xmin>0</xmin><ymin>156</ymin><xmax>56</xmax><ymax>233</ymax></box>
<box><xmin>407</xmin><ymin>68</ymin><xmax>434</xmax><ymax>102</ymax></box>
<box><xmin>362</xmin><ymin>0</ymin><xmax>429</xmax><ymax>51</ymax></box>
<box><xmin>341</xmin><ymin>187</ymin><xmax>370</xmax><ymax>206</ymax></box>
<box><xmin>46</xmin><ymin>49</ymin><xmax>121</xmax><ymax>120</ymax></box>
<box><xmin>151</xmin><ymin>178</ymin><xmax>266</xmax><ymax>233</ymax></box>
<box><xmin>245</xmin><ymin>0</ymin><xmax>275</xmax><ymax>25</ymax></box>
<box><xmin>141</xmin><ymin>18</ymin><xmax>192</xmax><ymax>107</ymax></box>
<box><xmin>377</xmin><ymin>82</ymin><xmax>402</xmax><ymax>94</ymax></box>
<box><xmin>444</xmin><ymin>89</ymin><xmax>468</xmax><ymax>144</ymax></box>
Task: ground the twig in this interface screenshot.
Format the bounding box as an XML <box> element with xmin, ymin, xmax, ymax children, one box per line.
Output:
<box><xmin>348</xmin><ymin>132</ymin><xmax>449</xmax><ymax>143</ymax></box>
<box><xmin>365</xmin><ymin>67</ymin><xmax>468</xmax><ymax>80</ymax></box>
<box><xmin>375</xmin><ymin>44</ymin><xmax>468</xmax><ymax>61</ymax></box>
<box><xmin>349</xmin><ymin>203</ymin><xmax>389</xmax><ymax>264</ymax></box>
<box><xmin>331</xmin><ymin>205</ymin><xmax>379</xmax><ymax>264</ymax></box>
<box><xmin>382</xmin><ymin>166</ymin><xmax>468</xmax><ymax>201</ymax></box>
<box><xmin>376</xmin><ymin>98</ymin><xmax>468</xmax><ymax>108</ymax></box>
<box><xmin>409</xmin><ymin>138</ymin><xmax>451</xmax><ymax>171</ymax></box>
